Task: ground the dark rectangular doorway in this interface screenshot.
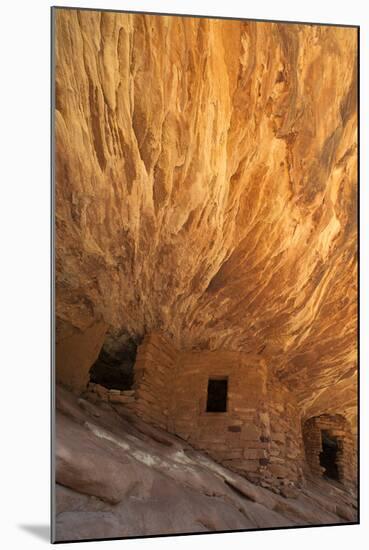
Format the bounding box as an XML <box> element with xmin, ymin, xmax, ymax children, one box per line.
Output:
<box><xmin>320</xmin><ymin>430</ymin><xmax>339</xmax><ymax>481</ymax></box>
<box><xmin>206</xmin><ymin>378</ymin><xmax>228</xmax><ymax>412</ymax></box>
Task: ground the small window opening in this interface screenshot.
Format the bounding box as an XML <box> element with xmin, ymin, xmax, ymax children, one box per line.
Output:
<box><xmin>206</xmin><ymin>378</ymin><xmax>228</xmax><ymax>412</ymax></box>
<box><xmin>320</xmin><ymin>430</ymin><xmax>339</xmax><ymax>481</ymax></box>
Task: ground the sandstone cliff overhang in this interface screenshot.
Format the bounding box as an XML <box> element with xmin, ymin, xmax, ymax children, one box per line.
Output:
<box><xmin>54</xmin><ymin>9</ymin><xmax>358</xmax><ymax>430</ymax></box>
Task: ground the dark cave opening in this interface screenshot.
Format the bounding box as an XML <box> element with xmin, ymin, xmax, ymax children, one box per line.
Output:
<box><xmin>89</xmin><ymin>336</ymin><xmax>139</xmax><ymax>390</ymax></box>
<box><xmin>320</xmin><ymin>430</ymin><xmax>339</xmax><ymax>481</ymax></box>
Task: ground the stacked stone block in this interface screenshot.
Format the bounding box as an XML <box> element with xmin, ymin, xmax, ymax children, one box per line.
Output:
<box><xmin>132</xmin><ymin>332</ymin><xmax>177</xmax><ymax>430</ymax></box>
<box><xmin>85</xmin><ymin>382</ymin><xmax>136</xmax><ymax>409</ymax></box>
<box><xmin>115</xmin><ymin>331</ymin><xmax>356</xmax><ymax>494</ymax></box>
<box><xmin>302</xmin><ymin>414</ymin><xmax>357</xmax><ymax>488</ymax></box>
<box><xmin>170</xmin><ymin>350</ymin><xmax>271</xmax><ymax>484</ymax></box>
<box><xmin>266</xmin><ymin>376</ymin><xmax>305</xmax><ymax>493</ymax></box>
<box><xmin>130</xmin><ymin>333</ymin><xmax>309</xmax><ymax>490</ymax></box>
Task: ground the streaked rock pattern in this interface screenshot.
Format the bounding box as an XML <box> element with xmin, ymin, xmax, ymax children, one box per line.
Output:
<box><xmin>54</xmin><ymin>10</ymin><xmax>357</xmax><ymax>425</ymax></box>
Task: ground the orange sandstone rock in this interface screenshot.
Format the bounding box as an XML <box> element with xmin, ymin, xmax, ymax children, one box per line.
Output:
<box><xmin>54</xmin><ymin>10</ymin><xmax>357</xmax><ymax>432</ymax></box>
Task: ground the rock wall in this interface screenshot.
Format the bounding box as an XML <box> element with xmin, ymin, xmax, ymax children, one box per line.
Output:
<box><xmin>56</xmin><ymin>319</ymin><xmax>108</xmax><ymax>391</ymax></box>
<box><xmin>132</xmin><ymin>332</ymin><xmax>178</xmax><ymax>430</ymax></box>
<box><xmin>302</xmin><ymin>414</ymin><xmax>357</xmax><ymax>488</ymax></box>
<box><xmin>132</xmin><ymin>332</ymin><xmax>306</xmax><ymax>491</ymax></box>
<box><xmin>267</xmin><ymin>377</ymin><xmax>305</xmax><ymax>491</ymax></box>
<box><xmin>172</xmin><ymin>348</ymin><xmax>270</xmax><ymax>484</ymax></box>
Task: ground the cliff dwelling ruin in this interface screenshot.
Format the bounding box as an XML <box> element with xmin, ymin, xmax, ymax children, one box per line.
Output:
<box><xmin>58</xmin><ymin>330</ymin><xmax>357</xmax><ymax>495</ymax></box>
<box><xmin>53</xmin><ymin>6</ymin><xmax>358</xmax><ymax>542</ymax></box>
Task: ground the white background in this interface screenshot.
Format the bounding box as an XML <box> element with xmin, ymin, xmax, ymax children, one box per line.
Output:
<box><xmin>0</xmin><ymin>0</ymin><xmax>367</xmax><ymax>548</ymax></box>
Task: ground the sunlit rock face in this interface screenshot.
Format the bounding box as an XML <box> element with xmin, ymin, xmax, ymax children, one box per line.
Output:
<box><xmin>54</xmin><ymin>10</ymin><xmax>357</xmax><ymax>424</ymax></box>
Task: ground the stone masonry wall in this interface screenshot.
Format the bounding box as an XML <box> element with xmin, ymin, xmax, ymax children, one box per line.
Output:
<box><xmin>302</xmin><ymin>414</ymin><xmax>357</xmax><ymax>488</ymax></box>
<box><xmin>132</xmin><ymin>332</ymin><xmax>178</xmax><ymax>430</ymax></box>
<box><xmin>172</xmin><ymin>350</ymin><xmax>270</xmax><ymax>485</ymax></box>
<box><xmin>131</xmin><ymin>332</ymin><xmax>307</xmax><ymax>491</ymax></box>
<box><xmin>266</xmin><ymin>376</ymin><xmax>305</xmax><ymax>493</ymax></box>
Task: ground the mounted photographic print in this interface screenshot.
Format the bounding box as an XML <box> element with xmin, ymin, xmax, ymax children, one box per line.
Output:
<box><xmin>51</xmin><ymin>5</ymin><xmax>359</xmax><ymax>543</ymax></box>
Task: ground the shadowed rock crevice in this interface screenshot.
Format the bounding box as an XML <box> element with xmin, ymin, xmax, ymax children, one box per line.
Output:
<box><xmin>89</xmin><ymin>335</ymin><xmax>140</xmax><ymax>390</ymax></box>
